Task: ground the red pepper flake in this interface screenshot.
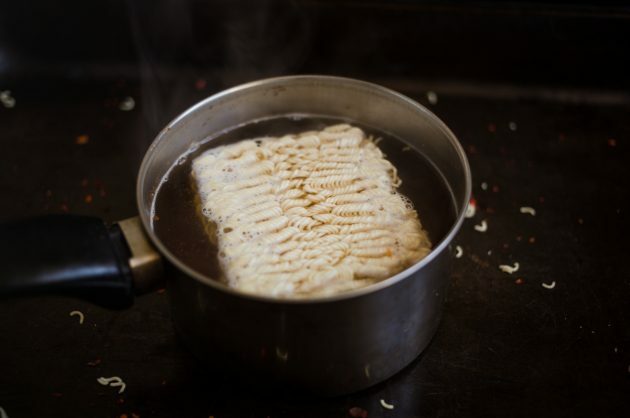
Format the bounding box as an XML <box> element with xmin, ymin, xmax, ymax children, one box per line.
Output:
<box><xmin>87</xmin><ymin>358</ymin><xmax>101</xmax><ymax>367</ymax></box>
<box><xmin>120</xmin><ymin>414</ymin><xmax>128</xmax><ymax>418</ymax></box>
<box><xmin>60</xmin><ymin>203</ymin><xmax>69</xmax><ymax>213</ymax></box>
<box><xmin>349</xmin><ymin>406</ymin><xmax>368</xmax><ymax>418</ymax></box>
<box><xmin>491</xmin><ymin>185</ymin><xmax>500</xmax><ymax>193</ymax></box>
<box><xmin>515</xmin><ymin>278</ymin><xmax>524</xmax><ymax>285</ymax></box>
<box><xmin>84</xmin><ymin>194</ymin><xmax>93</xmax><ymax>204</ymax></box>
<box><xmin>81</xmin><ymin>178</ymin><xmax>89</xmax><ymax>187</ymax></box>
<box><xmin>195</xmin><ymin>78</ymin><xmax>208</xmax><ymax>90</ymax></box>
<box><xmin>117</xmin><ymin>398</ymin><xmax>125</xmax><ymax>405</ymax></box>
<box><xmin>52</xmin><ymin>392</ymin><xmax>63</xmax><ymax>398</ymax></box>
<box><xmin>157</xmin><ymin>288</ymin><xmax>166</xmax><ymax>294</ymax></box>
<box><xmin>607</xmin><ymin>138</ymin><xmax>617</xmax><ymax>147</ymax></box>
<box><xmin>528</xmin><ymin>236</ymin><xmax>536</xmax><ymax>244</ymax></box>
<box><xmin>487</xmin><ymin>123</ymin><xmax>496</xmax><ymax>133</ymax></box>
<box><xmin>75</xmin><ymin>134</ymin><xmax>90</xmax><ymax>145</ymax></box>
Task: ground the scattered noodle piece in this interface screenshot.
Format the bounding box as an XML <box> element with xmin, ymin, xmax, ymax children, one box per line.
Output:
<box><xmin>455</xmin><ymin>245</ymin><xmax>463</xmax><ymax>258</ymax></box>
<box><xmin>474</xmin><ymin>220</ymin><xmax>487</xmax><ymax>232</ymax></box>
<box><xmin>0</xmin><ymin>406</ymin><xmax>9</xmax><ymax>418</ymax></box>
<box><xmin>465</xmin><ymin>199</ymin><xmax>477</xmax><ymax>218</ymax></box>
<box><xmin>69</xmin><ymin>310</ymin><xmax>85</xmax><ymax>324</ymax></box>
<box><xmin>542</xmin><ymin>281</ymin><xmax>556</xmax><ymax>289</ymax></box>
<box><xmin>380</xmin><ymin>399</ymin><xmax>395</xmax><ymax>410</ymax></box>
<box><xmin>119</xmin><ymin>97</ymin><xmax>135</xmax><ymax>111</ymax></box>
<box><xmin>97</xmin><ymin>376</ymin><xmax>126</xmax><ymax>394</ymax></box>
<box><xmin>191</xmin><ymin>124</ymin><xmax>431</xmax><ymax>298</ymax></box>
<box><xmin>499</xmin><ymin>262</ymin><xmax>520</xmax><ymax>274</ymax></box>
<box><xmin>520</xmin><ymin>206</ymin><xmax>536</xmax><ymax>216</ymax></box>
<box><xmin>0</xmin><ymin>90</ymin><xmax>16</xmax><ymax>108</ymax></box>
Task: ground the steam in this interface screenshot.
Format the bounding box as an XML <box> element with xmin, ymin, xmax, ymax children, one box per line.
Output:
<box><xmin>126</xmin><ymin>0</ymin><xmax>314</xmax><ymax>133</ymax></box>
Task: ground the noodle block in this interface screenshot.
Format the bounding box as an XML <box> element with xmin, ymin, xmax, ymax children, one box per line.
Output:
<box><xmin>191</xmin><ymin>124</ymin><xmax>431</xmax><ymax>297</ymax></box>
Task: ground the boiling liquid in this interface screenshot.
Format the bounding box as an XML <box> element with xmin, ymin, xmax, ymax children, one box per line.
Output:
<box><xmin>152</xmin><ymin>116</ymin><xmax>456</xmax><ymax>283</ymax></box>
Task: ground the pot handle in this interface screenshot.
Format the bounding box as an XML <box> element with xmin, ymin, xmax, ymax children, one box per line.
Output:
<box><xmin>0</xmin><ymin>215</ymin><xmax>163</xmax><ymax>309</ymax></box>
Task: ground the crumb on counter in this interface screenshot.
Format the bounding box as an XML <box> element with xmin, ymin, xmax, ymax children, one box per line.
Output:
<box><xmin>348</xmin><ymin>406</ymin><xmax>368</xmax><ymax>418</ymax></box>
<box><xmin>119</xmin><ymin>97</ymin><xmax>135</xmax><ymax>111</ymax></box>
<box><xmin>0</xmin><ymin>90</ymin><xmax>16</xmax><ymax>108</ymax></box>
<box><xmin>75</xmin><ymin>134</ymin><xmax>90</xmax><ymax>145</ymax></box>
<box><xmin>195</xmin><ymin>78</ymin><xmax>207</xmax><ymax>90</ymax></box>
<box><xmin>465</xmin><ymin>198</ymin><xmax>477</xmax><ymax>218</ymax></box>
<box><xmin>427</xmin><ymin>91</ymin><xmax>438</xmax><ymax>105</ymax></box>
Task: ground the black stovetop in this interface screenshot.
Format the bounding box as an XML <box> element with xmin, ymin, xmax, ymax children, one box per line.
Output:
<box><xmin>1</xmin><ymin>1</ymin><xmax>630</xmax><ymax>417</ymax></box>
<box><xmin>0</xmin><ymin>75</ymin><xmax>628</xmax><ymax>418</ymax></box>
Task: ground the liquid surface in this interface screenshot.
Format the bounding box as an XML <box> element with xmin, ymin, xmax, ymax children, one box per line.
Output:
<box><xmin>153</xmin><ymin>116</ymin><xmax>456</xmax><ymax>283</ymax></box>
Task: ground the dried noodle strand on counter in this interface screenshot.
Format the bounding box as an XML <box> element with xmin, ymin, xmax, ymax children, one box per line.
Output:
<box><xmin>191</xmin><ymin>124</ymin><xmax>431</xmax><ymax>297</ymax></box>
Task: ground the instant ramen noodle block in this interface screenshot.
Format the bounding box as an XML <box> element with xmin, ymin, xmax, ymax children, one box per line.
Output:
<box><xmin>191</xmin><ymin>124</ymin><xmax>431</xmax><ymax>298</ymax></box>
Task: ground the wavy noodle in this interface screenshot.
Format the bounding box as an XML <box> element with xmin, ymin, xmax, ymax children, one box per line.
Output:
<box><xmin>191</xmin><ymin>124</ymin><xmax>431</xmax><ymax>298</ymax></box>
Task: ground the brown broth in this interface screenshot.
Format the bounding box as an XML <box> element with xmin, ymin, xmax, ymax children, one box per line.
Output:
<box><xmin>152</xmin><ymin>115</ymin><xmax>456</xmax><ymax>282</ymax></box>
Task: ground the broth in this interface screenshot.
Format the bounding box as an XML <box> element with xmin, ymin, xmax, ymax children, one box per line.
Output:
<box><xmin>152</xmin><ymin>115</ymin><xmax>456</xmax><ymax>282</ymax></box>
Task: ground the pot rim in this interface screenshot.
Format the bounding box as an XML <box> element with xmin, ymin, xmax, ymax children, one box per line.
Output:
<box><xmin>137</xmin><ymin>74</ymin><xmax>471</xmax><ymax>305</ymax></box>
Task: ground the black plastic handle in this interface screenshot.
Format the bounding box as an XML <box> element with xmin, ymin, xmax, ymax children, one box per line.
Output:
<box><xmin>0</xmin><ymin>215</ymin><xmax>134</xmax><ymax>309</ymax></box>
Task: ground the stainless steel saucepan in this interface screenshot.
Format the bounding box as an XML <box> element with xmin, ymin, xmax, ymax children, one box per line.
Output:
<box><xmin>0</xmin><ymin>75</ymin><xmax>471</xmax><ymax>395</ymax></box>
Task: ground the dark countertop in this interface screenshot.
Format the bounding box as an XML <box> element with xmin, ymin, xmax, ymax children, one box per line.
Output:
<box><xmin>0</xmin><ymin>76</ymin><xmax>629</xmax><ymax>418</ymax></box>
